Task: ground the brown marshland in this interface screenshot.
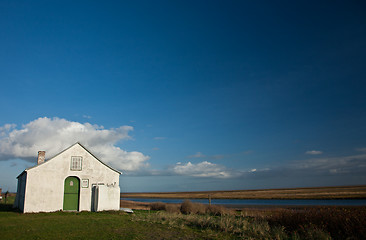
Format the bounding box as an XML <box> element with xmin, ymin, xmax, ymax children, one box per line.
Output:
<box><xmin>121</xmin><ymin>185</ymin><xmax>366</xmax><ymax>200</ymax></box>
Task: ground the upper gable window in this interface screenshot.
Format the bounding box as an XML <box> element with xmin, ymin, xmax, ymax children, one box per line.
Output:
<box><xmin>70</xmin><ymin>156</ymin><xmax>82</xmax><ymax>171</ymax></box>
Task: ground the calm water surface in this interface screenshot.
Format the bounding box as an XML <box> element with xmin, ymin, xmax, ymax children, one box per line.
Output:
<box><xmin>121</xmin><ymin>198</ymin><xmax>366</xmax><ymax>206</ymax></box>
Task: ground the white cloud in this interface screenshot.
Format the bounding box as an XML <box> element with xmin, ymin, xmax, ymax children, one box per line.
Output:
<box><xmin>305</xmin><ymin>150</ymin><xmax>323</xmax><ymax>155</ymax></box>
<box><xmin>290</xmin><ymin>154</ymin><xmax>366</xmax><ymax>174</ymax></box>
<box><xmin>356</xmin><ymin>147</ymin><xmax>366</xmax><ymax>152</ymax></box>
<box><xmin>0</xmin><ymin>124</ymin><xmax>16</xmax><ymax>137</ymax></box>
<box><xmin>172</xmin><ymin>161</ymin><xmax>234</xmax><ymax>178</ymax></box>
<box><xmin>188</xmin><ymin>152</ymin><xmax>206</xmax><ymax>158</ymax></box>
<box><xmin>0</xmin><ymin>117</ymin><xmax>149</xmax><ymax>171</ymax></box>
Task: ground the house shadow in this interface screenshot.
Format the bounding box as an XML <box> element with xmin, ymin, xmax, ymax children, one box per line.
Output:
<box><xmin>0</xmin><ymin>203</ymin><xmax>20</xmax><ymax>212</ymax></box>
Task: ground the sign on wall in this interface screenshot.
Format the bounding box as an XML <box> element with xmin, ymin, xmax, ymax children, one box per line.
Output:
<box><xmin>82</xmin><ymin>179</ymin><xmax>89</xmax><ymax>188</ymax></box>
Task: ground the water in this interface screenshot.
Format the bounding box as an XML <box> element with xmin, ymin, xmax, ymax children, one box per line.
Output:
<box><xmin>121</xmin><ymin>198</ymin><xmax>366</xmax><ymax>206</ymax></box>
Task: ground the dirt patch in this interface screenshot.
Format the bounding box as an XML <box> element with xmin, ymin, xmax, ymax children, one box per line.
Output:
<box><xmin>120</xmin><ymin>200</ymin><xmax>150</xmax><ymax>210</ymax></box>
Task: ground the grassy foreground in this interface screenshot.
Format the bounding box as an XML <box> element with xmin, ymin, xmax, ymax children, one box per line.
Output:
<box><xmin>122</xmin><ymin>185</ymin><xmax>366</xmax><ymax>199</ymax></box>
<box><xmin>1</xmin><ymin>198</ymin><xmax>365</xmax><ymax>239</ymax></box>
<box><xmin>0</xmin><ymin>206</ymin><xmax>232</xmax><ymax>239</ymax></box>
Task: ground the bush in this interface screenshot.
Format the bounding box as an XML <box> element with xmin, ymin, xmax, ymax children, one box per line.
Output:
<box><xmin>267</xmin><ymin>206</ymin><xmax>366</xmax><ymax>240</ymax></box>
<box><xmin>165</xmin><ymin>204</ymin><xmax>181</xmax><ymax>214</ymax></box>
<box><xmin>195</xmin><ymin>203</ymin><xmax>207</xmax><ymax>215</ymax></box>
<box><xmin>135</xmin><ymin>205</ymin><xmax>364</xmax><ymax>239</ymax></box>
<box><xmin>150</xmin><ymin>200</ymin><xmax>236</xmax><ymax>216</ymax></box>
<box><xmin>180</xmin><ymin>200</ymin><xmax>196</xmax><ymax>214</ymax></box>
<box><xmin>150</xmin><ymin>202</ymin><xmax>166</xmax><ymax>211</ymax></box>
<box><xmin>206</xmin><ymin>204</ymin><xmax>233</xmax><ymax>216</ymax></box>
<box><xmin>133</xmin><ymin>210</ymin><xmax>295</xmax><ymax>239</ymax></box>
<box><xmin>180</xmin><ymin>200</ymin><xmax>207</xmax><ymax>214</ymax></box>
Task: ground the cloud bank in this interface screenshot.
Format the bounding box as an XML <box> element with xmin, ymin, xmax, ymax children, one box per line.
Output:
<box><xmin>166</xmin><ymin>152</ymin><xmax>366</xmax><ymax>179</ymax></box>
<box><xmin>172</xmin><ymin>161</ymin><xmax>235</xmax><ymax>178</ymax></box>
<box><xmin>0</xmin><ymin>117</ymin><xmax>149</xmax><ymax>171</ymax></box>
<box><xmin>305</xmin><ymin>150</ymin><xmax>323</xmax><ymax>155</ymax></box>
<box><xmin>2</xmin><ymin>117</ymin><xmax>364</xmax><ymax>182</ymax></box>
<box><xmin>291</xmin><ymin>154</ymin><xmax>366</xmax><ymax>174</ymax></box>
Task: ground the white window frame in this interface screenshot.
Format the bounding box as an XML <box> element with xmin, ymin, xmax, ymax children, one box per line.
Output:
<box><xmin>82</xmin><ymin>179</ymin><xmax>89</xmax><ymax>188</ymax></box>
<box><xmin>70</xmin><ymin>156</ymin><xmax>82</xmax><ymax>171</ymax></box>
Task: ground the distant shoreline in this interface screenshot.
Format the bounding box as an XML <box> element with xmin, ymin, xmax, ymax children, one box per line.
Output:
<box><xmin>121</xmin><ymin>185</ymin><xmax>366</xmax><ymax>200</ymax></box>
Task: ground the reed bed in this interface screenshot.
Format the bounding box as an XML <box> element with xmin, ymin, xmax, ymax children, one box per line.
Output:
<box><xmin>134</xmin><ymin>200</ymin><xmax>366</xmax><ymax>239</ymax></box>
<box><xmin>122</xmin><ymin>185</ymin><xmax>366</xmax><ymax>199</ymax></box>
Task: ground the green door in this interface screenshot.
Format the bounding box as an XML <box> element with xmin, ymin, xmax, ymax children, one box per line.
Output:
<box><xmin>63</xmin><ymin>177</ymin><xmax>80</xmax><ymax>211</ymax></box>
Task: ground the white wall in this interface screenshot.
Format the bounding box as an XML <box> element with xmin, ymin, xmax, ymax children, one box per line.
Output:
<box><xmin>21</xmin><ymin>144</ymin><xmax>120</xmax><ymax>213</ymax></box>
<box><xmin>94</xmin><ymin>185</ymin><xmax>121</xmax><ymax>211</ymax></box>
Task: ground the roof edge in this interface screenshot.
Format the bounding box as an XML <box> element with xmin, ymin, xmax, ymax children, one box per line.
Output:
<box><xmin>20</xmin><ymin>142</ymin><xmax>122</xmax><ymax>175</ymax></box>
<box><xmin>16</xmin><ymin>170</ymin><xmax>27</xmax><ymax>179</ymax></box>
<box><xmin>76</xmin><ymin>142</ymin><xmax>122</xmax><ymax>175</ymax></box>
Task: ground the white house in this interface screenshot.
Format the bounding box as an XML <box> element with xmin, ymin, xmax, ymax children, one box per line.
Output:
<box><xmin>14</xmin><ymin>142</ymin><xmax>121</xmax><ymax>213</ymax></box>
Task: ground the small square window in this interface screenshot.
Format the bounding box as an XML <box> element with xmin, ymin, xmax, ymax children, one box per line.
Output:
<box><xmin>82</xmin><ymin>179</ymin><xmax>89</xmax><ymax>188</ymax></box>
<box><xmin>70</xmin><ymin>156</ymin><xmax>82</xmax><ymax>171</ymax></box>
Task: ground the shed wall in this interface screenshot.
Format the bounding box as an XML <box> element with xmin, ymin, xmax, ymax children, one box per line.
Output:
<box><xmin>14</xmin><ymin>173</ymin><xmax>27</xmax><ymax>211</ymax></box>
<box><xmin>22</xmin><ymin>144</ymin><xmax>120</xmax><ymax>213</ymax></box>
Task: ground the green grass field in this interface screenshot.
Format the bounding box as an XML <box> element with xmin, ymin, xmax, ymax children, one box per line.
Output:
<box><xmin>0</xmin><ymin>208</ymin><xmax>234</xmax><ymax>239</ymax></box>
<box><xmin>1</xmin><ymin>196</ymin><xmax>366</xmax><ymax>240</ymax></box>
<box><xmin>0</xmin><ymin>196</ymin><xmax>233</xmax><ymax>239</ymax></box>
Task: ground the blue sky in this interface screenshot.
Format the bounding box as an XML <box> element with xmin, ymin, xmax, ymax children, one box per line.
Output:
<box><xmin>1</xmin><ymin>1</ymin><xmax>366</xmax><ymax>192</ymax></box>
